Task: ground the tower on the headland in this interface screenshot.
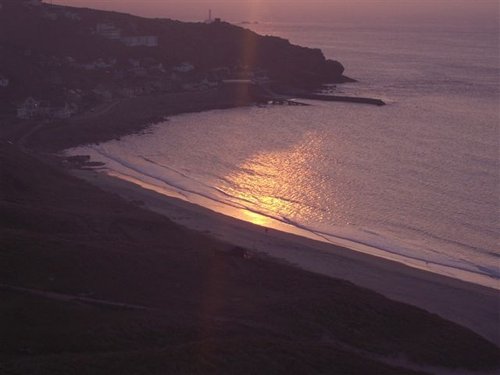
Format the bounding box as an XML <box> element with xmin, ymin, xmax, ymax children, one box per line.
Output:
<box><xmin>205</xmin><ymin>9</ymin><xmax>221</xmax><ymax>24</ymax></box>
<box><xmin>205</xmin><ymin>9</ymin><xmax>213</xmax><ymax>23</ymax></box>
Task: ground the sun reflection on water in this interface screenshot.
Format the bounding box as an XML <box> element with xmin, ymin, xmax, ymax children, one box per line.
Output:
<box><xmin>219</xmin><ymin>132</ymin><xmax>326</xmax><ymax>227</ymax></box>
<box><xmin>241</xmin><ymin>209</ymin><xmax>272</xmax><ymax>227</ymax></box>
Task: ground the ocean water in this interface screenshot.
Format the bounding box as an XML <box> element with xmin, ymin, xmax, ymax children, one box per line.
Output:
<box><xmin>68</xmin><ymin>22</ymin><xmax>500</xmax><ymax>288</ymax></box>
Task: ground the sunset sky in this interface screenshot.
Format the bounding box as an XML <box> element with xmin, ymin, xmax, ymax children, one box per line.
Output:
<box><xmin>50</xmin><ymin>0</ymin><xmax>499</xmax><ymax>26</ymax></box>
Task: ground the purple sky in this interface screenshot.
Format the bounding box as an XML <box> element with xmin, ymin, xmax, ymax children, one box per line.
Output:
<box><xmin>50</xmin><ymin>0</ymin><xmax>499</xmax><ymax>26</ymax></box>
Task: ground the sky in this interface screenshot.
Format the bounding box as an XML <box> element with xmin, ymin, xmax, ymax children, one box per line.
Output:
<box><xmin>50</xmin><ymin>0</ymin><xmax>499</xmax><ymax>26</ymax></box>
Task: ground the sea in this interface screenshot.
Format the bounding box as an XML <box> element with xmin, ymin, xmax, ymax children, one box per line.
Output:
<box><xmin>68</xmin><ymin>21</ymin><xmax>500</xmax><ymax>289</ymax></box>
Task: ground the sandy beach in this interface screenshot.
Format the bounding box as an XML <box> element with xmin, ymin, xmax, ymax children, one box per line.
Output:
<box><xmin>73</xmin><ymin>168</ymin><xmax>500</xmax><ymax>346</ymax></box>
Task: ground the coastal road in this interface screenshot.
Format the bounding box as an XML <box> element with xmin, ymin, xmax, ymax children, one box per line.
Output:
<box><xmin>73</xmin><ymin>99</ymin><xmax>122</xmax><ymax>122</ymax></box>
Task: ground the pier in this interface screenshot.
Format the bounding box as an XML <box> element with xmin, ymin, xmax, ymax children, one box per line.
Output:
<box><xmin>267</xmin><ymin>99</ymin><xmax>308</xmax><ymax>106</ymax></box>
<box><xmin>222</xmin><ymin>80</ymin><xmax>385</xmax><ymax>107</ymax></box>
<box><xmin>295</xmin><ymin>93</ymin><xmax>386</xmax><ymax>106</ymax></box>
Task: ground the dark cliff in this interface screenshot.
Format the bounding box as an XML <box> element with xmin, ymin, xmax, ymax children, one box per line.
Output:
<box><xmin>0</xmin><ymin>0</ymin><xmax>346</xmax><ymax>93</ymax></box>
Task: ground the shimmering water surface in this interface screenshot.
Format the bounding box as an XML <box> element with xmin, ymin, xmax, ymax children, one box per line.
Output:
<box><xmin>69</xmin><ymin>22</ymin><xmax>499</xmax><ymax>288</ymax></box>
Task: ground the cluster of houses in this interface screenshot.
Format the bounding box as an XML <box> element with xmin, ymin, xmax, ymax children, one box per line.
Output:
<box><xmin>77</xmin><ymin>58</ymin><xmax>117</xmax><ymax>71</ymax></box>
<box><xmin>13</xmin><ymin>59</ymin><xmax>270</xmax><ymax>119</ymax></box>
<box><xmin>0</xmin><ymin>75</ymin><xmax>9</xmax><ymax>88</ymax></box>
<box><xmin>95</xmin><ymin>23</ymin><xmax>159</xmax><ymax>48</ymax></box>
<box><xmin>41</xmin><ymin>8</ymin><xmax>80</xmax><ymax>21</ymax></box>
<box><xmin>13</xmin><ymin>55</ymin><xmax>200</xmax><ymax>119</ymax></box>
<box><xmin>16</xmin><ymin>97</ymin><xmax>77</xmax><ymax>120</ymax></box>
<box><xmin>8</xmin><ymin>11</ymin><xmax>270</xmax><ymax>121</ymax></box>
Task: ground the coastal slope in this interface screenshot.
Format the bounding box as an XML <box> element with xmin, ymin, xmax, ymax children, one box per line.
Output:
<box><xmin>1</xmin><ymin>140</ymin><xmax>499</xmax><ymax>373</ymax></box>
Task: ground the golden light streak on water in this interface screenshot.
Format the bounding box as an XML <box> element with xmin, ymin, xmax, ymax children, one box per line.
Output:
<box><xmin>220</xmin><ymin>131</ymin><xmax>326</xmax><ymax>227</ymax></box>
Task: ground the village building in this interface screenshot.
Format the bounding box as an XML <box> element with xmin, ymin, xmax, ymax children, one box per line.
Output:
<box><xmin>174</xmin><ymin>62</ymin><xmax>195</xmax><ymax>73</ymax></box>
<box><xmin>203</xmin><ymin>78</ymin><xmax>220</xmax><ymax>88</ymax></box>
<box><xmin>121</xmin><ymin>35</ymin><xmax>158</xmax><ymax>47</ymax></box>
<box><xmin>42</xmin><ymin>11</ymin><xmax>58</xmax><ymax>21</ymax></box>
<box><xmin>92</xmin><ymin>87</ymin><xmax>113</xmax><ymax>101</ymax></box>
<box><xmin>129</xmin><ymin>65</ymin><xmax>147</xmax><ymax>77</ymax></box>
<box><xmin>17</xmin><ymin>97</ymin><xmax>77</xmax><ymax>120</ymax></box>
<box><xmin>65</xmin><ymin>89</ymin><xmax>83</xmax><ymax>104</ymax></box>
<box><xmin>148</xmin><ymin>62</ymin><xmax>166</xmax><ymax>75</ymax></box>
<box><xmin>118</xmin><ymin>87</ymin><xmax>135</xmax><ymax>98</ymax></box>
<box><xmin>0</xmin><ymin>75</ymin><xmax>9</xmax><ymax>87</ymax></box>
<box><xmin>62</xmin><ymin>10</ymin><xmax>81</xmax><ymax>21</ymax></box>
<box><xmin>222</xmin><ymin>79</ymin><xmax>254</xmax><ymax>85</ymax></box>
<box><xmin>17</xmin><ymin>97</ymin><xmax>41</xmax><ymax>119</ymax></box>
<box><xmin>208</xmin><ymin>67</ymin><xmax>230</xmax><ymax>81</ymax></box>
<box><xmin>79</xmin><ymin>58</ymin><xmax>115</xmax><ymax>71</ymax></box>
<box><xmin>181</xmin><ymin>77</ymin><xmax>217</xmax><ymax>92</ymax></box>
<box><xmin>95</xmin><ymin>23</ymin><xmax>122</xmax><ymax>40</ymax></box>
<box><xmin>128</xmin><ymin>58</ymin><xmax>141</xmax><ymax>68</ymax></box>
<box><xmin>52</xmin><ymin>103</ymin><xmax>74</xmax><ymax>119</ymax></box>
<box><xmin>64</xmin><ymin>56</ymin><xmax>76</xmax><ymax>64</ymax></box>
<box><xmin>159</xmin><ymin>78</ymin><xmax>174</xmax><ymax>92</ymax></box>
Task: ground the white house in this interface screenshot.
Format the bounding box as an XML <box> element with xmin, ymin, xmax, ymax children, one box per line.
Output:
<box><xmin>129</xmin><ymin>65</ymin><xmax>147</xmax><ymax>77</ymax></box>
<box><xmin>80</xmin><ymin>58</ymin><xmax>115</xmax><ymax>70</ymax></box>
<box><xmin>121</xmin><ymin>36</ymin><xmax>158</xmax><ymax>47</ymax></box>
<box><xmin>174</xmin><ymin>62</ymin><xmax>195</xmax><ymax>73</ymax></box>
<box><xmin>0</xmin><ymin>76</ymin><xmax>9</xmax><ymax>87</ymax></box>
<box><xmin>95</xmin><ymin>23</ymin><xmax>122</xmax><ymax>40</ymax></box>
<box><xmin>62</xmin><ymin>11</ymin><xmax>81</xmax><ymax>21</ymax></box>
<box><xmin>17</xmin><ymin>97</ymin><xmax>40</xmax><ymax>119</ymax></box>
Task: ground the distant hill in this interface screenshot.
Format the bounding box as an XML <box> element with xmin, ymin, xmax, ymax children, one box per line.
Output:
<box><xmin>0</xmin><ymin>0</ymin><xmax>346</xmax><ymax>105</ymax></box>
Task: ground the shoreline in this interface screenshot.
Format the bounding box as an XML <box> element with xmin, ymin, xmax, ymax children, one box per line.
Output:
<box><xmin>69</xmin><ymin>152</ymin><xmax>498</xmax><ymax>290</ymax></box>
<box><xmin>4</xmin><ymin>138</ymin><xmax>498</xmax><ymax>373</ymax></box>
<box><xmin>72</xmin><ymin>167</ymin><xmax>500</xmax><ymax>346</ymax></box>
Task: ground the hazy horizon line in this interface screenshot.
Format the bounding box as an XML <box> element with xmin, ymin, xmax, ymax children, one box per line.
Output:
<box><xmin>49</xmin><ymin>0</ymin><xmax>499</xmax><ymax>29</ymax></box>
